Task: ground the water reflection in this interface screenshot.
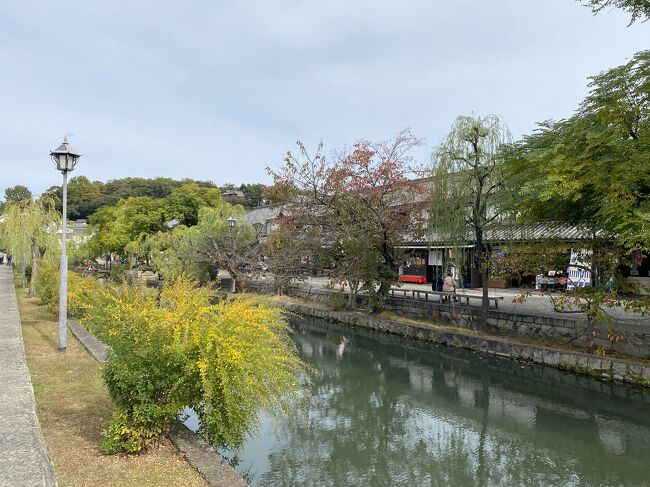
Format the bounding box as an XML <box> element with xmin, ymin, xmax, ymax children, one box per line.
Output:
<box><xmin>191</xmin><ymin>316</ymin><xmax>650</xmax><ymax>486</ymax></box>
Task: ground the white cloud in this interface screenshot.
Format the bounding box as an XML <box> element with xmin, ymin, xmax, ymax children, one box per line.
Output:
<box><xmin>0</xmin><ymin>0</ymin><xmax>647</xmax><ymax>195</ymax></box>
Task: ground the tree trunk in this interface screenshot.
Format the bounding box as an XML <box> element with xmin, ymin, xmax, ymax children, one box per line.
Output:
<box><xmin>229</xmin><ymin>268</ymin><xmax>245</xmax><ymax>293</ymax></box>
<box><xmin>346</xmin><ymin>281</ymin><xmax>359</xmax><ymax>308</ymax></box>
<box><xmin>475</xmin><ymin>234</ymin><xmax>488</xmax><ymax>331</ymax></box>
<box><xmin>28</xmin><ymin>241</ymin><xmax>39</xmax><ymax>296</ymax></box>
<box><xmin>234</xmin><ymin>276</ymin><xmax>246</xmax><ymax>293</ymax></box>
<box><xmin>481</xmin><ymin>256</ymin><xmax>489</xmax><ymax>331</ymax></box>
<box><xmin>21</xmin><ymin>253</ymin><xmax>26</xmax><ymax>288</ymax></box>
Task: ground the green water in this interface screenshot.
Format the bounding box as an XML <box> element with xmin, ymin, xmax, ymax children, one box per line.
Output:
<box><xmin>196</xmin><ymin>317</ymin><xmax>650</xmax><ymax>486</ymax></box>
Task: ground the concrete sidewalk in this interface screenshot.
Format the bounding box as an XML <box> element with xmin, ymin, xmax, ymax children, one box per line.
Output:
<box><xmin>0</xmin><ymin>267</ymin><xmax>56</xmax><ymax>486</ymax></box>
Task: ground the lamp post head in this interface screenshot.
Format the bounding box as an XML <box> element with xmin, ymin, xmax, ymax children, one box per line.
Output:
<box><xmin>50</xmin><ymin>136</ymin><xmax>81</xmax><ymax>173</ymax></box>
<box><xmin>227</xmin><ymin>215</ymin><xmax>236</xmax><ymax>228</ymax></box>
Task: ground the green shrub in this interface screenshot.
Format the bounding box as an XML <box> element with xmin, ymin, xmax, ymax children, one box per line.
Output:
<box><xmin>327</xmin><ymin>291</ymin><xmax>347</xmax><ymax>310</ymax></box>
<box><xmin>76</xmin><ymin>278</ymin><xmax>307</xmax><ymax>453</ymax></box>
<box><xmin>34</xmin><ymin>260</ymin><xmax>59</xmax><ymax>316</ymax></box>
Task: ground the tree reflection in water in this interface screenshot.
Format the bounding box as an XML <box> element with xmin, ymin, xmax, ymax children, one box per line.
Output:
<box><xmin>212</xmin><ymin>317</ymin><xmax>650</xmax><ymax>487</ymax></box>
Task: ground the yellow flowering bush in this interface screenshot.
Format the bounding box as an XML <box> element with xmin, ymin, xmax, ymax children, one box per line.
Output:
<box><xmin>73</xmin><ymin>277</ymin><xmax>306</xmax><ymax>453</ymax></box>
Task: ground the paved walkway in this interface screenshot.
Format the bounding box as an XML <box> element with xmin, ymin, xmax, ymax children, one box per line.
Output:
<box><xmin>292</xmin><ymin>276</ymin><xmax>650</xmax><ymax>325</ymax></box>
<box><xmin>0</xmin><ymin>266</ymin><xmax>56</xmax><ymax>486</ymax></box>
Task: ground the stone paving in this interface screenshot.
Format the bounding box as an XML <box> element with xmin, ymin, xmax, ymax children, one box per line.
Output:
<box><xmin>297</xmin><ymin>276</ymin><xmax>650</xmax><ymax>325</ymax></box>
<box><xmin>0</xmin><ymin>266</ymin><xmax>56</xmax><ymax>487</ymax></box>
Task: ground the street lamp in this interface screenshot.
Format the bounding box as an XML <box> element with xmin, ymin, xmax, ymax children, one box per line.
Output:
<box><xmin>227</xmin><ymin>215</ymin><xmax>236</xmax><ymax>228</ymax></box>
<box><xmin>50</xmin><ymin>136</ymin><xmax>81</xmax><ymax>352</ymax></box>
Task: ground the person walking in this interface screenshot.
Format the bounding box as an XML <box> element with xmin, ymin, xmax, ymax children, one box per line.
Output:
<box><xmin>7</xmin><ymin>253</ymin><xmax>12</xmax><ymax>266</ymax></box>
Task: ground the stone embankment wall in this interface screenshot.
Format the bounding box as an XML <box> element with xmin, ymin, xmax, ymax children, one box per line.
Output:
<box><xmin>276</xmin><ymin>301</ymin><xmax>650</xmax><ymax>387</ymax></box>
<box><xmin>250</xmin><ymin>283</ymin><xmax>650</xmax><ymax>359</ymax></box>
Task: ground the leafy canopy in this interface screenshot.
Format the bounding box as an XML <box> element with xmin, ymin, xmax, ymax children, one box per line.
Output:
<box><xmin>505</xmin><ymin>50</ymin><xmax>650</xmax><ymax>250</ymax></box>
<box><xmin>581</xmin><ymin>0</ymin><xmax>650</xmax><ymax>24</ymax></box>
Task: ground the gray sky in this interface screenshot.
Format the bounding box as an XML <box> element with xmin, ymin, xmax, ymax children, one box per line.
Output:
<box><xmin>0</xmin><ymin>0</ymin><xmax>647</xmax><ymax>195</ymax></box>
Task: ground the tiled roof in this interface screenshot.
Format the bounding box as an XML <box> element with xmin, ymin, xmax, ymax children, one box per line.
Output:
<box><xmin>408</xmin><ymin>222</ymin><xmax>610</xmax><ymax>246</ymax></box>
<box><xmin>244</xmin><ymin>206</ymin><xmax>283</xmax><ymax>226</ymax></box>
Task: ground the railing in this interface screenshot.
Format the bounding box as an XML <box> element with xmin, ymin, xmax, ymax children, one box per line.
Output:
<box><xmin>388</xmin><ymin>288</ymin><xmax>504</xmax><ymax>309</ymax></box>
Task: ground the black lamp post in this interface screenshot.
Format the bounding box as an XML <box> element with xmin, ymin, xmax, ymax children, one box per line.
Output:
<box><xmin>50</xmin><ymin>136</ymin><xmax>81</xmax><ymax>352</ymax></box>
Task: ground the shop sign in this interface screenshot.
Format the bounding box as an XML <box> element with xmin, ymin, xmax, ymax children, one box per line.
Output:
<box><xmin>428</xmin><ymin>250</ymin><xmax>443</xmax><ymax>266</ymax></box>
<box><xmin>567</xmin><ymin>250</ymin><xmax>591</xmax><ymax>290</ymax></box>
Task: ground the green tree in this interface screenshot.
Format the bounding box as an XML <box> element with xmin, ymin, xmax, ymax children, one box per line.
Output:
<box><xmin>431</xmin><ymin>115</ymin><xmax>512</xmax><ymax>330</ymax></box>
<box><xmin>65</xmin><ymin>176</ymin><xmax>104</xmax><ymax>220</ymax></box>
<box><xmin>502</xmin><ymin>51</ymin><xmax>650</xmax><ymax>330</ymax></box>
<box><xmin>4</xmin><ymin>185</ymin><xmax>32</xmax><ymax>205</ymax></box>
<box><xmin>89</xmin><ymin>197</ymin><xmax>166</xmax><ymax>257</ymax></box>
<box><xmin>507</xmin><ymin>50</ymin><xmax>650</xmax><ymax>250</ymax></box>
<box><xmin>164</xmin><ymin>182</ymin><xmax>222</xmax><ymax>226</ymax></box>
<box><xmin>240</xmin><ymin>183</ymin><xmax>266</xmax><ymax>207</ymax></box>
<box><xmin>581</xmin><ymin>0</ymin><xmax>650</xmax><ymax>24</ymax></box>
<box><xmin>186</xmin><ymin>205</ymin><xmax>261</xmax><ymax>291</ymax></box>
<box><xmin>140</xmin><ymin>199</ymin><xmax>261</xmax><ymax>290</ymax></box>
<box><xmin>1</xmin><ymin>197</ymin><xmax>59</xmax><ymax>295</ymax></box>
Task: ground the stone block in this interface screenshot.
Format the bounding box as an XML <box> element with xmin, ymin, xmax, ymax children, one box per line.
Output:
<box><xmin>612</xmin><ymin>361</ymin><xmax>628</xmax><ymax>377</ymax></box>
<box><xmin>586</xmin><ymin>357</ymin><xmax>603</xmax><ymax>372</ymax></box>
<box><xmin>558</xmin><ymin>353</ymin><xmax>577</xmax><ymax>369</ymax></box>
<box><xmin>543</xmin><ymin>350</ymin><xmax>560</xmax><ymax>366</ymax></box>
<box><xmin>643</xmin><ymin>366</ymin><xmax>650</xmax><ymax>381</ymax></box>
<box><xmin>600</xmin><ymin>359</ymin><xmax>612</xmax><ymax>373</ymax></box>
<box><xmin>628</xmin><ymin>364</ymin><xmax>644</xmax><ymax>380</ymax></box>
<box><xmin>519</xmin><ymin>348</ymin><xmax>533</xmax><ymax>361</ymax></box>
<box><xmin>576</xmin><ymin>355</ymin><xmax>590</xmax><ymax>370</ymax></box>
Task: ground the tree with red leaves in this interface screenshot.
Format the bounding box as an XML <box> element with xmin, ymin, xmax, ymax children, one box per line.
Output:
<box><xmin>268</xmin><ymin>129</ymin><xmax>425</xmax><ymax>311</ymax></box>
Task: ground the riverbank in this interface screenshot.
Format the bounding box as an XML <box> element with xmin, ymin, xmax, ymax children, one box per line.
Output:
<box><xmin>17</xmin><ymin>288</ymin><xmax>209</xmax><ymax>487</ymax></box>
<box><xmin>267</xmin><ymin>295</ymin><xmax>650</xmax><ymax>387</ymax></box>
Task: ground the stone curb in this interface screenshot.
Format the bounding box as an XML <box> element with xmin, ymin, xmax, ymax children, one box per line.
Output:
<box><xmin>68</xmin><ymin>320</ymin><xmax>247</xmax><ymax>487</ymax></box>
<box><xmin>277</xmin><ymin>302</ymin><xmax>650</xmax><ymax>387</ymax></box>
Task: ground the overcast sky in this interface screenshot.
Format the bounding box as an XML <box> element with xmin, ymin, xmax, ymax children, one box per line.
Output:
<box><xmin>0</xmin><ymin>0</ymin><xmax>647</xmax><ymax>195</ymax></box>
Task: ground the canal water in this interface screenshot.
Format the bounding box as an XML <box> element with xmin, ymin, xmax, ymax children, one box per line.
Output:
<box><xmin>186</xmin><ymin>316</ymin><xmax>650</xmax><ymax>486</ymax></box>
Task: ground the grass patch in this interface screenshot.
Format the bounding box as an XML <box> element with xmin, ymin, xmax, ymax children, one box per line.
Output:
<box><xmin>16</xmin><ymin>288</ymin><xmax>207</xmax><ymax>487</ymax></box>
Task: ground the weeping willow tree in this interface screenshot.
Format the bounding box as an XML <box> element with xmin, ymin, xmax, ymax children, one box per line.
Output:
<box><xmin>581</xmin><ymin>0</ymin><xmax>650</xmax><ymax>25</ymax></box>
<box><xmin>1</xmin><ymin>197</ymin><xmax>60</xmax><ymax>295</ymax></box>
<box><xmin>430</xmin><ymin>115</ymin><xmax>512</xmax><ymax>329</ymax></box>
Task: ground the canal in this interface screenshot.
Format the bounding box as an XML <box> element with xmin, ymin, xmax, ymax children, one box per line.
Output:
<box><xmin>187</xmin><ymin>316</ymin><xmax>650</xmax><ymax>486</ymax></box>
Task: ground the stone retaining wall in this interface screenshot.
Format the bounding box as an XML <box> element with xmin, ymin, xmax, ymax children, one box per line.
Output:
<box><xmin>276</xmin><ymin>301</ymin><xmax>650</xmax><ymax>387</ymax></box>
<box><xmin>249</xmin><ymin>283</ymin><xmax>650</xmax><ymax>359</ymax></box>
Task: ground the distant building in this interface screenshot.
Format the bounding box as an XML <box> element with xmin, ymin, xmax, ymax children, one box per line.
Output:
<box><xmin>244</xmin><ymin>206</ymin><xmax>284</xmax><ymax>240</ymax></box>
<box><xmin>55</xmin><ymin>219</ymin><xmax>91</xmax><ymax>243</ymax></box>
<box><xmin>221</xmin><ymin>189</ymin><xmax>247</xmax><ymax>206</ymax></box>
